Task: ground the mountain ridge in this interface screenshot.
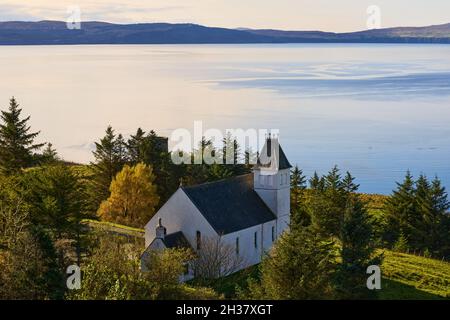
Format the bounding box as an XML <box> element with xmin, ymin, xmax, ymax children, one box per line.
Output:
<box><xmin>0</xmin><ymin>20</ymin><xmax>449</xmax><ymax>45</ymax></box>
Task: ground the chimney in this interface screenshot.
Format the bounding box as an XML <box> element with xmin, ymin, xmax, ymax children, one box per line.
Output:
<box><xmin>155</xmin><ymin>218</ymin><xmax>166</xmax><ymax>239</ymax></box>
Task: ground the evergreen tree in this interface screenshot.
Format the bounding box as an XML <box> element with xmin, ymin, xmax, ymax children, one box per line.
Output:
<box><xmin>384</xmin><ymin>171</ymin><xmax>418</xmax><ymax>246</ymax></box>
<box><xmin>342</xmin><ymin>171</ymin><xmax>360</xmax><ymax>194</ymax></box>
<box><xmin>40</xmin><ymin>143</ymin><xmax>59</xmax><ymax>164</ymax></box>
<box><xmin>23</xmin><ymin>165</ymin><xmax>90</xmax><ymax>265</ymax></box>
<box><xmin>334</xmin><ymin>196</ymin><xmax>382</xmax><ymax>299</ymax></box>
<box><xmin>0</xmin><ymin>97</ymin><xmax>44</xmax><ymax>174</ymax></box>
<box><xmin>127</xmin><ymin>128</ymin><xmax>146</xmax><ymax>163</ymax></box>
<box><xmin>89</xmin><ymin>126</ymin><xmax>126</xmax><ymax>211</ymax></box>
<box><xmin>309</xmin><ymin>171</ymin><xmax>324</xmax><ymax>191</ymax></box>
<box><xmin>244</xmin><ymin>227</ymin><xmax>336</xmax><ymax>300</ymax></box>
<box><xmin>426</xmin><ymin>177</ymin><xmax>450</xmax><ymax>256</ymax></box>
<box><xmin>311</xmin><ymin>166</ymin><xmax>347</xmax><ymax>238</ymax></box>
<box><xmin>290</xmin><ymin>166</ymin><xmax>309</xmax><ymax>227</ymax></box>
<box><xmin>415</xmin><ymin>174</ymin><xmax>431</xmax><ymax>251</ymax></box>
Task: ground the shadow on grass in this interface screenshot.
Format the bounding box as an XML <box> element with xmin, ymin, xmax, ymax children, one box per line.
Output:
<box><xmin>379</xmin><ymin>278</ymin><xmax>446</xmax><ymax>300</ymax></box>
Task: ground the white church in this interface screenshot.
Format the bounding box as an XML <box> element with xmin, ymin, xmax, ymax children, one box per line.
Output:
<box><xmin>141</xmin><ymin>136</ymin><xmax>292</xmax><ymax>280</ymax></box>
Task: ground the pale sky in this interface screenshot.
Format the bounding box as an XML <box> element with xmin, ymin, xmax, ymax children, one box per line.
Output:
<box><xmin>1</xmin><ymin>0</ymin><xmax>450</xmax><ymax>32</ymax></box>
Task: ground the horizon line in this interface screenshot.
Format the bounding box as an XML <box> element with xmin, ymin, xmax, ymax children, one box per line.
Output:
<box><xmin>1</xmin><ymin>19</ymin><xmax>449</xmax><ymax>35</ymax></box>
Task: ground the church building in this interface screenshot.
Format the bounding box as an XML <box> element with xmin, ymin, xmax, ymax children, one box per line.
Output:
<box><xmin>141</xmin><ymin>136</ymin><xmax>292</xmax><ymax>280</ymax></box>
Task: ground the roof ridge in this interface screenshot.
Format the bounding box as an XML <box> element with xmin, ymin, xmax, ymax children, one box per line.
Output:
<box><xmin>181</xmin><ymin>172</ymin><xmax>252</xmax><ymax>190</ymax></box>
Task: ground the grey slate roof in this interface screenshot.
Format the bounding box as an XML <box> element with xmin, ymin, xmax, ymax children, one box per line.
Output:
<box><xmin>163</xmin><ymin>231</ymin><xmax>192</xmax><ymax>249</ymax></box>
<box><xmin>181</xmin><ymin>174</ymin><xmax>277</xmax><ymax>235</ymax></box>
<box><xmin>256</xmin><ymin>137</ymin><xmax>292</xmax><ymax>170</ymax></box>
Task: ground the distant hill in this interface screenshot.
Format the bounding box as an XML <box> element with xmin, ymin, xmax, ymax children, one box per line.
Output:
<box><xmin>0</xmin><ymin>20</ymin><xmax>449</xmax><ymax>45</ymax></box>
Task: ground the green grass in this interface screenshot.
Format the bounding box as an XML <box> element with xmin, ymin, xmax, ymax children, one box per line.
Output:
<box><xmin>82</xmin><ymin>219</ymin><xmax>145</xmax><ymax>238</ymax></box>
<box><xmin>381</xmin><ymin>250</ymin><xmax>450</xmax><ymax>299</ymax></box>
<box><xmin>192</xmin><ymin>251</ymin><xmax>450</xmax><ymax>300</ymax></box>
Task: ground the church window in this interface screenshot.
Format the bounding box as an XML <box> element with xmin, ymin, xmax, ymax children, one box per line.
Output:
<box><xmin>196</xmin><ymin>231</ymin><xmax>201</xmax><ymax>250</ymax></box>
<box><xmin>254</xmin><ymin>231</ymin><xmax>258</xmax><ymax>249</ymax></box>
<box><xmin>272</xmin><ymin>226</ymin><xmax>275</xmax><ymax>242</ymax></box>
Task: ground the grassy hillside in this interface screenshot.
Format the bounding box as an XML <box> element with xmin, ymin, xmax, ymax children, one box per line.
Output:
<box><xmin>380</xmin><ymin>250</ymin><xmax>450</xmax><ymax>299</ymax></box>
<box><xmin>197</xmin><ymin>250</ymin><xmax>450</xmax><ymax>300</ymax></box>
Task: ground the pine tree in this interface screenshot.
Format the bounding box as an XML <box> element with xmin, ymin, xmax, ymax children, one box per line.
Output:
<box><xmin>245</xmin><ymin>227</ymin><xmax>336</xmax><ymax>300</ymax></box>
<box><xmin>427</xmin><ymin>177</ymin><xmax>450</xmax><ymax>256</ymax></box>
<box><xmin>89</xmin><ymin>126</ymin><xmax>127</xmax><ymax>211</ymax></box>
<box><xmin>335</xmin><ymin>196</ymin><xmax>382</xmax><ymax>299</ymax></box>
<box><xmin>342</xmin><ymin>171</ymin><xmax>360</xmax><ymax>194</ymax></box>
<box><xmin>384</xmin><ymin>171</ymin><xmax>418</xmax><ymax>246</ymax></box>
<box><xmin>315</xmin><ymin>166</ymin><xmax>347</xmax><ymax>238</ymax></box>
<box><xmin>41</xmin><ymin>143</ymin><xmax>59</xmax><ymax>164</ymax></box>
<box><xmin>309</xmin><ymin>171</ymin><xmax>324</xmax><ymax>191</ymax></box>
<box><xmin>127</xmin><ymin>128</ymin><xmax>146</xmax><ymax>163</ymax></box>
<box><xmin>415</xmin><ymin>174</ymin><xmax>431</xmax><ymax>251</ymax></box>
<box><xmin>393</xmin><ymin>232</ymin><xmax>409</xmax><ymax>253</ymax></box>
<box><xmin>324</xmin><ymin>165</ymin><xmax>343</xmax><ymax>191</ymax></box>
<box><xmin>0</xmin><ymin>97</ymin><xmax>44</xmax><ymax>174</ymax></box>
<box><xmin>290</xmin><ymin>166</ymin><xmax>309</xmax><ymax>227</ymax></box>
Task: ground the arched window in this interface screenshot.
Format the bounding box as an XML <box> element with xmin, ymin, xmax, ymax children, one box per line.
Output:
<box><xmin>236</xmin><ymin>237</ymin><xmax>240</xmax><ymax>255</ymax></box>
<box><xmin>272</xmin><ymin>226</ymin><xmax>275</xmax><ymax>242</ymax></box>
<box><xmin>196</xmin><ymin>231</ymin><xmax>201</xmax><ymax>250</ymax></box>
<box><xmin>254</xmin><ymin>231</ymin><xmax>258</xmax><ymax>249</ymax></box>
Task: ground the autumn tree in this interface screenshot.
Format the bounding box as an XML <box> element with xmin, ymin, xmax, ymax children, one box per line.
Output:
<box><xmin>97</xmin><ymin>163</ymin><xmax>159</xmax><ymax>227</ymax></box>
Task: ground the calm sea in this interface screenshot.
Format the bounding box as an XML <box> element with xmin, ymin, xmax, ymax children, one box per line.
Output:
<box><xmin>1</xmin><ymin>44</ymin><xmax>450</xmax><ymax>194</ymax></box>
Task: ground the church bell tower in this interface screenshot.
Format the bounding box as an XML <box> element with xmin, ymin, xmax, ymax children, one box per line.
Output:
<box><xmin>253</xmin><ymin>135</ymin><xmax>292</xmax><ymax>237</ymax></box>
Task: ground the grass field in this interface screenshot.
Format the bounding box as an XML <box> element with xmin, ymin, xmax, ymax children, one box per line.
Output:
<box><xmin>200</xmin><ymin>250</ymin><xmax>450</xmax><ymax>300</ymax></box>
<box><xmin>380</xmin><ymin>250</ymin><xmax>450</xmax><ymax>299</ymax></box>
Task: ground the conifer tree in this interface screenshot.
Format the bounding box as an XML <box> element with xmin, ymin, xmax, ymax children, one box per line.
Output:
<box><xmin>334</xmin><ymin>196</ymin><xmax>382</xmax><ymax>299</ymax></box>
<box><xmin>426</xmin><ymin>177</ymin><xmax>450</xmax><ymax>256</ymax></box>
<box><xmin>89</xmin><ymin>126</ymin><xmax>127</xmax><ymax>210</ymax></box>
<box><xmin>290</xmin><ymin>166</ymin><xmax>309</xmax><ymax>227</ymax></box>
<box><xmin>245</xmin><ymin>227</ymin><xmax>336</xmax><ymax>300</ymax></box>
<box><xmin>342</xmin><ymin>171</ymin><xmax>360</xmax><ymax>194</ymax></box>
<box><xmin>384</xmin><ymin>171</ymin><xmax>418</xmax><ymax>246</ymax></box>
<box><xmin>0</xmin><ymin>97</ymin><xmax>44</xmax><ymax>174</ymax></box>
<box><xmin>41</xmin><ymin>143</ymin><xmax>59</xmax><ymax>164</ymax></box>
<box><xmin>309</xmin><ymin>171</ymin><xmax>324</xmax><ymax>191</ymax></box>
<box><xmin>127</xmin><ymin>128</ymin><xmax>146</xmax><ymax>163</ymax></box>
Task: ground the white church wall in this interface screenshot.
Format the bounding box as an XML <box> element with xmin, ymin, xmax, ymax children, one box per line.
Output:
<box><xmin>262</xmin><ymin>220</ymin><xmax>277</xmax><ymax>254</ymax></box>
<box><xmin>144</xmin><ymin>188</ymin><xmax>217</xmax><ymax>249</ymax></box>
<box><xmin>221</xmin><ymin>220</ymin><xmax>277</xmax><ymax>269</ymax></box>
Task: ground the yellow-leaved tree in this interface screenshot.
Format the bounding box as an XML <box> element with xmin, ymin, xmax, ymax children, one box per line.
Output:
<box><xmin>98</xmin><ymin>163</ymin><xmax>159</xmax><ymax>228</ymax></box>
